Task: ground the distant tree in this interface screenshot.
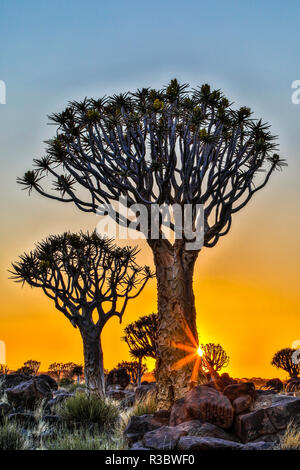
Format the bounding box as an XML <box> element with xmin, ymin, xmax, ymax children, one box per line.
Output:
<box><xmin>48</xmin><ymin>362</ymin><xmax>65</xmax><ymax>381</ymax></box>
<box><xmin>11</xmin><ymin>231</ymin><xmax>153</xmax><ymax>396</ymax></box>
<box><xmin>17</xmin><ymin>360</ymin><xmax>40</xmax><ymax>375</ymax></box>
<box><xmin>117</xmin><ymin>360</ymin><xmax>148</xmax><ymax>385</ymax></box>
<box><xmin>271</xmin><ymin>348</ymin><xmax>300</xmax><ymax>378</ymax></box>
<box><xmin>123</xmin><ymin>313</ymin><xmax>158</xmax><ymax>386</ymax></box>
<box><xmin>0</xmin><ymin>364</ymin><xmax>8</xmax><ymax>375</ymax></box>
<box><xmin>201</xmin><ymin>343</ymin><xmax>229</xmax><ymax>375</ymax></box>
<box><xmin>71</xmin><ymin>364</ymin><xmax>83</xmax><ymax>384</ymax></box>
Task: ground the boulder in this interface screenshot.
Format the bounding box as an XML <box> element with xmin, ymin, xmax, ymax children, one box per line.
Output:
<box><xmin>285</xmin><ymin>377</ymin><xmax>300</xmax><ymax>393</ymax></box>
<box><xmin>232</xmin><ymin>395</ymin><xmax>253</xmax><ymax>415</ymax></box>
<box><xmin>214</xmin><ymin>373</ymin><xmax>238</xmax><ymax>391</ymax></box>
<box><xmin>106</xmin><ymin>368</ymin><xmax>130</xmax><ymax>389</ymax></box>
<box><xmin>242</xmin><ymin>441</ymin><xmax>275</xmax><ymax>450</ymax></box>
<box><xmin>223</xmin><ymin>382</ymin><xmax>256</xmax><ymax>402</ymax></box>
<box><xmin>131</xmin><ymin>441</ymin><xmax>151</xmax><ymax>450</ymax></box>
<box><xmin>169</xmin><ymin>385</ymin><xmax>234</xmax><ymax>429</ymax></box>
<box><xmin>6</xmin><ymin>378</ymin><xmax>53</xmax><ymax>410</ymax></box>
<box><xmin>266</xmin><ymin>378</ymin><xmax>283</xmax><ymax>392</ymax></box>
<box><xmin>0</xmin><ymin>373</ymin><xmax>32</xmax><ymax>391</ymax></box>
<box><xmin>36</xmin><ymin>374</ymin><xmax>58</xmax><ymax>391</ymax></box>
<box><xmin>153</xmin><ymin>409</ymin><xmax>170</xmax><ymax>425</ymax></box>
<box><xmin>143</xmin><ymin>425</ymin><xmax>187</xmax><ymax>450</ymax></box>
<box><xmin>124</xmin><ymin>414</ymin><xmax>163</xmax><ymax>443</ymax></box>
<box><xmin>234</xmin><ymin>395</ymin><xmax>300</xmax><ymax>443</ymax></box>
<box><xmin>178</xmin><ymin>436</ymin><xmax>243</xmax><ymax>450</ymax></box>
<box><xmin>187</xmin><ymin>421</ymin><xmax>240</xmax><ymax>442</ymax></box>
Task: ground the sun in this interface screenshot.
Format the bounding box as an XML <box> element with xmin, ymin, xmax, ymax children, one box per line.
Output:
<box><xmin>197</xmin><ymin>347</ymin><xmax>204</xmax><ymax>357</ymax></box>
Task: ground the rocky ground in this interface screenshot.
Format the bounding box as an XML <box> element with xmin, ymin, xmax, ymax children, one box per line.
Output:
<box><xmin>0</xmin><ymin>370</ymin><xmax>300</xmax><ymax>450</ymax></box>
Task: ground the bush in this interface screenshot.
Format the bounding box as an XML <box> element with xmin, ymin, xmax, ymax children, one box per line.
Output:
<box><xmin>278</xmin><ymin>421</ymin><xmax>300</xmax><ymax>450</ymax></box>
<box><xmin>133</xmin><ymin>391</ymin><xmax>157</xmax><ymax>416</ymax></box>
<box><xmin>58</xmin><ymin>393</ymin><xmax>119</xmax><ymax>430</ymax></box>
<box><xmin>46</xmin><ymin>427</ymin><xmax>126</xmax><ymax>450</ymax></box>
<box><xmin>0</xmin><ymin>419</ymin><xmax>26</xmax><ymax>450</ymax></box>
<box><xmin>59</xmin><ymin>377</ymin><xmax>74</xmax><ymax>387</ymax></box>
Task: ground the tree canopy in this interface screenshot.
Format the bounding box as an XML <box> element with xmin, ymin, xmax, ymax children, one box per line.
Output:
<box><xmin>18</xmin><ymin>78</ymin><xmax>285</xmax><ymax>248</ymax></box>
<box><xmin>122</xmin><ymin>313</ymin><xmax>158</xmax><ymax>360</ymax></box>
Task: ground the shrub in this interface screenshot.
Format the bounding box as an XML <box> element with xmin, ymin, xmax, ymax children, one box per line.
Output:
<box><xmin>58</xmin><ymin>393</ymin><xmax>119</xmax><ymax>430</ymax></box>
<box><xmin>278</xmin><ymin>421</ymin><xmax>300</xmax><ymax>450</ymax></box>
<box><xmin>0</xmin><ymin>419</ymin><xmax>26</xmax><ymax>450</ymax></box>
<box><xmin>59</xmin><ymin>377</ymin><xmax>74</xmax><ymax>387</ymax></box>
<box><xmin>133</xmin><ymin>391</ymin><xmax>157</xmax><ymax>416</ymax></box>
<box><xmin>46</xmin><ymin>427</ymin><xmax>126</xmax><ymax>450</ymax></box>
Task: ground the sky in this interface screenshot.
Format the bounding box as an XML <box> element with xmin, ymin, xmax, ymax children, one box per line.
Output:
<box><xmin>0</xmin><ymin>0</ymin><xmax>299</xmax><ymax>379</ymax></box>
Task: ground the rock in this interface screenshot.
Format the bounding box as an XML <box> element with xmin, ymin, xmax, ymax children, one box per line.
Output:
<box><xmin>131</xmin><ymin>441</ymin><xmax>151</xmax><ymax>450</ymax></box>
<box><xmin>169</xmin><ymin>385</ymin><xmax>234</xmax><ymax>429</ymax></box>
<box><xmin>242</xmin><ymin>441</ymin><xmax>275</xmax><ymax>450</ymax></box>
<box><xmin>120</xmin><ymin>391</ymin><xmax>136</xmax><ymax>407</ymax></box>
<box><xmin>106</xmin><ymin>388</ymin><xmax>127</xmax><ymax>400</ymax></box>
<box><xmin>0</xmin><ymin>373</ymin><xmax>32</xmax><ymax>391</ymax></box>
<box><xmin>124</xmin><ymin>414</ymin><xmax>163</xmax><ymax>443</ymax></box>
<box><xmin>153</xmin><ymin>409</ymin><xmax>170</xmax><ymax>425</ymax></box>
<box><xmin>266</xmin><ymin>378</ymin><xmax>283</xmax><ymax>392</ymax></box>
<box><xmin>6</xmin><ymin>378</ymin><xmax>53</xmax><ymax>410</ymax></box>
<box><xmin>233</xmin><ymin>395</ymin><xmax>254</xmax><ymax>415</ymax></box>
<box><xmin>174</xmin><ymin>419</ymin><xmax>204</xmax><ymax>434</ymax></box>
<box><xmin>187</xmin><ymin>421</ymin><xmax>240</xmax><ymax>442</ymax></box>
<box><xmin>214</xmin><ymin>373</ymin><xmax>238</xmax><ymax>391</ymax></box>
<box><xmin>223</xmin><ymin>382</ymin><xmax>255</xmax><ymax>415</ymax></box>
<box><xmin>285</xmin><ymin>377</ymin><xmax>300</xmax><ymax>393</ymax></box>
<box><xmin>235</xmin><ymin>395</ymin><xmax>300</xmax><ymax>443</ymax></box>
<box><xmin>143</xmin><ymin>425</ymin><xmax>187</xmax><ymax>450</ymax></box>
<box><xmin>178</xmin><ymin>436</ymin><xmax>243</xmax><ymax>450</ymax></box>
<box><xmin>106</xmin><ymin>368</ymin><xmax>130</xmax><ymax>389</ymax></box>
<box><xmin>36</xmin><ymin>374</ymin><xmax>58</xmax><ymax>391</ymax></box>
<box><xmin>45</xmin><ymin>393</ymin><xmax>73</xmax><ymax>412</ymax></box>
<box><xmin>7</xmin><ymin>412</ymin><xmax>36</xmax><ymax>427</ymax></box>
<box><xmin>224</xmin><ymin>382</ymin><xmax>256</xmax><ymax>402</ymax></box>
<box><xmin>135</xmin><ymin>382</ymin><xmax>157</xmax><ymax>400</ymax></box>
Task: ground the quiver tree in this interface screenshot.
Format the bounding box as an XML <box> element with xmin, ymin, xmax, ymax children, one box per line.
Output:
<box><xmin>71</xmin><ymin>364</ymin><xmax>83</xmax><ymax>383</ymax></box>
<box><xmin>122</xmin><ymin>313</ymin><xmax>157</xmax><ymax>386</ymax></box>
<box><xmin>200</xmin><ymin>343</ymin><xmax>229</xmax><ymax>378</ymax></box>
<box><xmin>18</xmin><ymin>79</ymin><xmax>286</xmax><ymax>408</ymax></box>
<box><xmin>116</xmin><ymin>360</ymin><xmax>148</xmax><ymax>385</ymax></box>
<box><xmin>17</xmin><ymin>360</ymin><xmax>41</xmax><ymax>375</ymax></box>
<box><xmin>0</xmin><ymin>364</ymin><xmax>9</xmax><ymax>375</ymax></box>
<box><xmin>271</xmin><ymin>348</ymin><xmax>300</xmax><ymax>378</ymax></box>
<box><xmin>10</xmin><ymin>231</ymin><xmax>153</xmax><ymax>396</ymax></box>
<box><xmin>48</xmin><ymin>362</ymin><xmax>65</xmax><ymax>381</ymax></box>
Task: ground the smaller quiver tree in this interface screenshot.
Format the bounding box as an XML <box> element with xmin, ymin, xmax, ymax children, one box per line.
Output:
<box><xmin>271</xmin><ymin>348</ymin><xmax>300</xmax><ymax>378</ymax></box>
<box><xmin>10</xmin><ymin>231</ymin><xmax>153</xmax><ymax>396</ymax></box>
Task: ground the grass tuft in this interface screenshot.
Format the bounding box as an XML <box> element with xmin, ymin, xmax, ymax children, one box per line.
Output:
<box><xmin>278</xmin><ymin>421</ymin><xmax>300</xmax><ymax>450</ymax></box>
<box><xmin>0</xmin><ymin>419</ymin><xmax>27</xmax><ymax>450</ymax></box>
<box><xmin>58</xmin><ymin>393</ymin><xmax>119</xmax><ymax>430</ymax></box>
<box><xmin>133</xmin><ymin>390</ymin><xmax>157</xmax><ymax>416</ymax></box>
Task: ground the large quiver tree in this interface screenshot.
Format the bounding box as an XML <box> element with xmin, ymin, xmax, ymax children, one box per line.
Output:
<box><xmin>18</xmin><ymin>79</ymin><xmax>285</xmax><ymax>408</ymax></box>
<box><xmin>10</xmin><ymin>231</ymin><xmax>152</xmax><ymax>396</ymax></box>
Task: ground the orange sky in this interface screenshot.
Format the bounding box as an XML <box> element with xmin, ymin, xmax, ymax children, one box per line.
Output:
<box><xmin>1</xmin><ymin>168</ymin><xmax>299</xmax><ymax>381</ymax></box>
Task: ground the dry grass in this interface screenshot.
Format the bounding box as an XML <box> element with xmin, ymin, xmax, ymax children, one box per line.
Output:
<box><xmin>278</xmin><ymin>421</ymin><xmax>300</xmax><ymax>450</ymax></box>
<box><xmin>133</xmin><ymin>390</ymin><xmax>157</xmax><ymax>416</ymax></box>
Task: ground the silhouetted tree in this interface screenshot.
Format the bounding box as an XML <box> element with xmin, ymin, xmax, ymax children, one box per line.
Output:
<box><xmin>117</xmin><ymin>360</ymin><xmax>147</xmax><ymax>385</ymax></box>
<box><xmin>71</xmin><ymin>364</ymin><xmax>83</xmax><ymax>383</ymax></box>
<box><xmin>201</xmin><ymin>343</ymin><xmax>230</xmax><ymax>375</ymax></box>
<box><xmin>17</xmin><ymin>360</ymin><xmax>40</xmax><ymax>375</ymax></box>
<box><xmin>271</xmin><ymin>348</ymin><xmax>300</xmax><ymax>378</ymax></box>
<box><xmin>11</xmin><ymin>231</ymin><xmax>153</xmax><ymax>396</ymax></box>
<box><xmin>123</xmin><ymin>313</ymin><xmax>157</xmax><ymax>385</ymax></box>
<box><xmin>18</xmin><ymin>79</ymin><xmax>285</xmax><ymax>407</ymax></box>
<box><xmin>0</xmin><ymin>364</ymin><xmax>8</xmax><ymax>375</ymax></box>
<box><xmin>48</xmin><ymin>362</ymin><xmax>65</xmax><ymax>381</ymax></box>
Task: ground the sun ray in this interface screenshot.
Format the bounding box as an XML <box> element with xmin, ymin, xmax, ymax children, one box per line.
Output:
<box><xmin>172</xmin><ymin>352</ymin><xmax>197</xmax><ymax>371</ymax></box>
<box><xmin>171</xmin><ymin>341</ymin><xmax>196</xmax><ymax>353</ymax></box>
<box><xmin>191</xmin><ymin>355</ymin><xmax>201</xmax><ymax>382</ymax></box>
<box><xmin>180</xmin><ymin>320</ymin><xmax>198</xmax><ymax>348</ymax></box>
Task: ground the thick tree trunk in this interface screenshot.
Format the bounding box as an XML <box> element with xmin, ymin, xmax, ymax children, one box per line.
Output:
<box><xmin>148</xmin><ymin>239</ymin><xmax>200</xmax><ymax>410</ymax></box>
<box><xmin>80</xmin><ymin>327</ymin><xmax>105</xmax><ymax>396</ymax></box>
